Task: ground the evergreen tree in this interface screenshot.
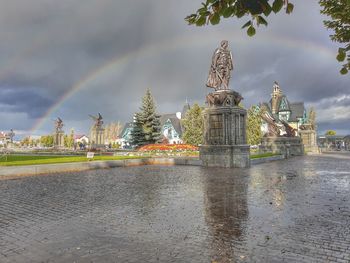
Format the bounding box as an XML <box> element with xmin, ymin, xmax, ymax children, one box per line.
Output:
<box><xmin>130</xmin><ymin>112</ymin><xmax>147</xmax><ymax>147</ymax></box>
<box><xmin>139</xmin><ymin>89</ymin><xmax>162</xmax><ymax>144</ymax></box>
<box><xmin>247</xmin><ymin>105</ymin><xmax>263</xmax><ymax>145</ymax></box>
<box><xmin>130</xmin><ymin>89</ymin><xmax>161</xmax><ymax>147</ymax></box>
<box><xmin>181</xmin><ymin>103</ymin><xmax>203</xmax><ymax>145</ymax></box>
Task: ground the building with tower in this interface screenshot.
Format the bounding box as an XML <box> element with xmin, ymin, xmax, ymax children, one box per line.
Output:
<box><xmin>260</xmin><ymin>82</ymin><xmax>308</xmax><ymax>134</ymax></box>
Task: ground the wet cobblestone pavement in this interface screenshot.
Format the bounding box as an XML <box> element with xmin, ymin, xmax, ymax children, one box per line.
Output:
<box><xmin>0</xmin><ymin>153</ymin><xmax>350</xmax><ymax>263</ymax></box>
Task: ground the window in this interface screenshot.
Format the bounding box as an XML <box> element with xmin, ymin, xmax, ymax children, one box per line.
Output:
<box><xmin>279</xmin><ymin>111</ymin><xmax>290</xmax><ymax>122</ymax></box>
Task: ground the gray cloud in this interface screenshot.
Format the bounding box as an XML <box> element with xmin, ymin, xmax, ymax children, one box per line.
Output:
<box><xmin>0</xmin><ymin>87</ymin><xmax>52</xmax><ymax>118</ymax></box>
<box><xmin>0</xmin><ymin>0</ymin><xmax>348</xmax><ymax>137</ymax></box>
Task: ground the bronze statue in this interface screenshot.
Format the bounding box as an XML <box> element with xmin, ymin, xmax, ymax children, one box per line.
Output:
<box><xmin>260</xmin><ymin>110</ymin><xmax>281</xmax><ymax>137</ymax></box>
<box><xmin>260</xmin><ymin>104</ymin><xmax>297</xmax><ymax>137</ymax></box>
<box><xmin>206</xmin><ymin>40</ymin><xmax>233</xmax><ymax>90</ymax></box>
<box><xmin>54</xmin><ymin>117</ymin><xmax>64</xmax><ymax>132</ymax></box>
<box><xmin>89</xmin><ymin>113</ymin><xmax>104</xmax><ymax>128</ymax></box>
<box><xmin>281</xmin><ymin>120</ymin><xmax>297</xmax><ymax>137</ymax></box>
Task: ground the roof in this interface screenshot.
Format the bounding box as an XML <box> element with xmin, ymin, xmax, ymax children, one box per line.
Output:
<box><xmin>160</xmin><ymin>114</ymin><xmax>182</xmax><ymax>135</ymax></box>
<box><xmin>289</xmin><ymin>102</ymin><xmax>305</xmax><ymax>122</ymax></box>
<box><xmin>120</xmin><ymin>122</ymin><xmax>133</xmax><ymax>138</ymax></box>
<box><xmin>260</xmin><ymin>100</ymin><xmax>305</xmax><ymax>123</ymax></box>
<box><xmin>74</xmin><ymin>134</ymin><xmax>87</xmax><ymax>140</ymax></box>
<box><xmin>0</xmin><ymin>131</ymin><xmax>11</xmax><ymax>139</ymax></box>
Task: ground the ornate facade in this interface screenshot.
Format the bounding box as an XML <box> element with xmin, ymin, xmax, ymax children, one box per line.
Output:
<box><xmin>260</xmin><ymin>82</ymin><xmax>308</xmax><ymax>135</ymax></box>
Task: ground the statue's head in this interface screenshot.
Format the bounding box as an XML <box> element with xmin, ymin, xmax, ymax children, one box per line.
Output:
<box><xmin>220</xmin><ymin>40</ymin><xmax>228</xmax><ymax>49</ymax></box>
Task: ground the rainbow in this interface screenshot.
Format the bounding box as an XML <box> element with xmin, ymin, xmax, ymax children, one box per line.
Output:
<box><xmin>29</xmin><ymin>32</ymin><xmax>335</xmax><ymax>134</ymax></box>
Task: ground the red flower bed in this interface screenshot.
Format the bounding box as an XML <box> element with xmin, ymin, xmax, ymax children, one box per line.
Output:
<box><xmin>138</xmin><ymin>144</ymin><xmax>198</xmax><ymax>152</ymax></box>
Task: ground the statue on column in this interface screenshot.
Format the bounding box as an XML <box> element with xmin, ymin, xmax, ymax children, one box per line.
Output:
<box><xmin>8</xmin><ymin>129</ymin><xmax>15</xmax><ymax>143</ymax></box>
<box><xmin>89</xmin><ymin>113</ymin><xmax>105</xmax><ymax>149</ymax></box>
<box><xmin>89</xmin><ymin>113</ymin><xmax>104</xmax><ymax>128</ymax></box>
<box><xmin>200</xmin><ymin>40</ymin><xmax>250</xmax><ymax>168</ymax></box>
<box><xmin>206</xmin><ymin>40</ymin><xmax>233</xmax><ymax>91</ymax></box>
<box><xmin>206</xmin><ymin>40</ymin><xmax>242</xmax><ymax>107</ymax></box>
<box><xmin>54</xmin><ymin>117</ymin><xmax>65</xmax><ymax>148</ymax></box>
<box><xmin>55</xmin><ymin>117</ymin><xmax>64</xmax><ymax>132</ymax></box>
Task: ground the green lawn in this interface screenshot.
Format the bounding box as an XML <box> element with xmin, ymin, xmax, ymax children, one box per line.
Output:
<box><xmin>0</xmin><ymin>152</ymin><xmax>281</xmax><ymax>166</ymax></box>
<box><xmin>250</xmin><ymin>152</ymin><xmax>280</xmax><ymax>159</ymax></box>
<box><xmin>0</xmin><ymin>155</ymin><xmax>141</xmax><ymax>166</ymax></box>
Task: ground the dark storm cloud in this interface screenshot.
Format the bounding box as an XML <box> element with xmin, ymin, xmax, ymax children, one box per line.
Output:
<box><xmin>0</xmin><ymin>87</ymin><xmax>52</xmax><ymax>118</ymax></box>
<box><xmin>0</xmin><ymin>0</ymin><xmax>348</xmax><ymax>135</ymax></box>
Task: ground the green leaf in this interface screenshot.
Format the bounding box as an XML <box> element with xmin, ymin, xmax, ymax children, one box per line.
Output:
<box><xmin>262</xmin><ymin>2</ymin><xmax>272</xmax><ymax>16</ymax></box>
<box><xmin>257</xmin><ymin>16</ymin><xmax>268</xmax><ymax>26</ymax></box>
<box><xmin>340</xmin><ymin>67</ymin><xmax>348</xmax><ymax>75</ymax></box>
<box><xmin>272</xmin><ymin>0</ymin><xmax>283</xmax><ymax>13</ymax></box>
<box><xmin>286</xmin><ymin>3</ymin><xmax>294</xmax><ymax>14</ymax></box>
<box><xmin>247</xmin><ymin>25</ymin><xmax>256</xmax><ymax>37</ymax></box>
<box><xmin>236</xmin><ymin>9</ymin><xmax>247</xmax><ymax>18</ymax></box>
<box><xmin>185</xmin><ymin>14</ymin><xmax>197</xmax><ymax>24</ymax></box>
<box><xmin>198</xmin><ymin>7</ymin><xmax>208</xmax><ymax>15</ymax></box>
<box><xmin>222</xmin><ymin>6</ymin><xmax>235</xmax><ymax>18</ymax></box>
<box><xmin>337</xmin><ymin>49</ymin><xmax>346</xmax><ymax>62</ymax></box>
<box><xmin>196</xmin><ymin>16</ymin><xmax>207</xmax><ymax>26</ymax></box>
<box><xmin>242</xmin><ymin>20</ymin><xmax>252</xmax><ymax>29</ymax></box>
<box><xmin>210</xmin><ymin>13</ymin><xmax>220</xmax><ymax>25</ymax></box>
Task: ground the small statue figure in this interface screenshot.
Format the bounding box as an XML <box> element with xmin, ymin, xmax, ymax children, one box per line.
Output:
<box><xmin>308</xmin><ymin>107</ymin><xmax>316</xmax><ymax>131</ymax></box>
<box><xmin>55</xmin><ymin>117</ymin><xmax>64</xmax><ymax>132</ymax></box>
<box><xmin>89</xmin><ymin>113</ymin><xmax>104</xmax><ymax>128</ymax></box>
<box><xmin>206</xmin><ymin>40</ymin><xmax>234</xmax><ymax>90</ymax></box>
<box><xmin>8</xmin><ymin>129</ymin><xmax>15</xmax><ymax>143</ymax></box>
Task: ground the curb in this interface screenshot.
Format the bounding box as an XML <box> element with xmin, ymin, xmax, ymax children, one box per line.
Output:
<box><xmin>0</xmin><ymin>155</ymin><xmax>284</xmax><ymax>177</ymax></box>
<box><xmin>0</xmin><ymin>158</ymin><xmax>202</xmax><ymax>177</ymax></box>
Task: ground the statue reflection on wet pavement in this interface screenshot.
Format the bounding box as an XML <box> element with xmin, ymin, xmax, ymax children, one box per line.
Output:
<box><xmin>203</xmin><ymin>168</ymin><xmax>249</xmax><ymax>263</ymax></box>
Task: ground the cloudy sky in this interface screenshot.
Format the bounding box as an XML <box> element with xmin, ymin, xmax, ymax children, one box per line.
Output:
<box><xmin>0</xmin><ymin>0</ymin><xmax>349</xmax><ymax>138</ymax></box>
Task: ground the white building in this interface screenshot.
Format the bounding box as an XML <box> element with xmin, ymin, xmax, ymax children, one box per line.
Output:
<box><xmin>74</xmin><ymin>134</ymin><xmax>89</xmax><ymax>145</ymax></box>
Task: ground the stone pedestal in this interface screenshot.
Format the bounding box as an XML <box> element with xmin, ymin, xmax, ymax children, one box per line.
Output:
<box><xmin>54</xmin><ymin>131</ymin><xmax>64</xmax><ymax>148</ymax></box>
<box><xmin>299</xmin><ymin>130</ymin><xmax>318</xmax><ymax>153</ymax></box>
<box><xmin>90</xmin><ymin>127</ymin><xmax>105</xmax><ymax>149</ymax></box>
<box><xmin>200</xmin><ymin>100</ymin><xmax>250</xmax><ymax>168</ymax></box>
<box><xmin>259</xmin><ymin>137</ymin><xmax>304</xmax><ymax>158</ymax></box>
<box><xmin>200</xmin><ymin>145</ymin><xmax>250</xmax><ymax>168</ymax></box>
